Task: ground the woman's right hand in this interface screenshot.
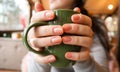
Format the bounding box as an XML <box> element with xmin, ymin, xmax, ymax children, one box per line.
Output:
<box><xmin>28</xmin><ymin>2</ymin><xmax>63</xmax><ymax>64</ymax></box>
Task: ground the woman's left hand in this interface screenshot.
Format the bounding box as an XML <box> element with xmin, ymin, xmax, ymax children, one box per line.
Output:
<box><xmin>63</xmin><ymin>8</ymin><xmax>94</xmax><ymax>61</ymax></box>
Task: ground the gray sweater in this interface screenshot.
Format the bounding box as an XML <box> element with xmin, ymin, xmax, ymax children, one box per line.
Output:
<box><xmin>27</xmin><ymin>36</ymin><xmax>109</xmax><ymax>72</ymax></box>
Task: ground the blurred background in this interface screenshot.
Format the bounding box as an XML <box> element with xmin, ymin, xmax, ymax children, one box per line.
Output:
<box><xmin>0</xmin><ymin>0</ymin><xmax>119</xmax><ymax>72</ymax></box>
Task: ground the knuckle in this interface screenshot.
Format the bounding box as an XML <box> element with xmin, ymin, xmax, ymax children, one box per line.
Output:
<box><xmin>29</xmin><ymin>38</ymin><xmax>42</xmax><ymax>51</ymax></box>
<box><xmin>35</xmin><ymin>56</ymin><xmax>50</xmax><ymax>64</ymax></box>
<box><xmin>30</xmin><ymin>38</ymin><xmax>37</xmax><ymax>47</ymax></box>
<box><xmin>30</xmin><ymin>16</ymin><xmax>35</xmax><ymax>23</ymax></box>
<box><xmin>89</xmin><ymin>18</ymin><xmax>92</xmax><ymax>27</ymax></box>
<box><xmin>43</xmin><ymin>58</ymin><xmax>50</xmax><ymax>64</ymax></box>
<box><xmin>73</xmin><ymin>53</ymin><xmax>81</xmax><ymax>60</ymax></box>
<box><xmin>72</xmin><ymin>24</ymin><xmax>79</xmax><ymax>33</ymax></box>
<box><xmin>30</xmin><ymin>13</ymin><xmax>40</xmax><ymax>23</ymax></box>
<box><xmin>77</xmin><ymin>54</ymin><xmax>81</xmax><ymax>60</ymax></box>
<box><xmin>75</xmin><ymin>24</ymin><xmax>80</xmax><ymax>32</ymax></box>
<box><xmin>86</xmin><ymin>37</ymin><xmax>93</xmax><ymax>47</ymax></box>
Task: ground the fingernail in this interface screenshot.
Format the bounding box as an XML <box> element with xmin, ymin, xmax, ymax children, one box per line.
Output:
<box><xmin>51</xmin><ymin>37</ymin><xmax>61</xmax><ymax>44</ymax></box>
<box><xmin>53</xmin><ymin>27</ymin><xmax>63</xmax><ymax>35</ymax></box>
<box><xmin>45</xmin><ymin>11</ymin><xmax>54</xmax><ymax>19</ymax></box>
<box><xmin>35</xmin><ymin>2</ymin><xmax>44</xmax><ymax>11</ymax></box>
<box><xmin>66</xmin><ymin>53</ymin><xmax>72</xmax><ymax>58</ymax></box>
<box><xmin>48</xmin><ymin>55</ymin><xmax>55</xmax><ymax>62</ymax></box>
<box><xmin>63</xmin><ymin>24</ymin><xmax>71</xmax><ymax>32</ymax></box>
<box><xmin>63</xmin><ymin>36</ymin><xmax>71</xmax><ymax>42</ymax></box>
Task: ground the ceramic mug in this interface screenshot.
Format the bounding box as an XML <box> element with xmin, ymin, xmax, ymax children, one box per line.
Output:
<box><xmin>22</xmin><ymin>9</ymin><xmax>81</xmax><ymax>68</ymax></box>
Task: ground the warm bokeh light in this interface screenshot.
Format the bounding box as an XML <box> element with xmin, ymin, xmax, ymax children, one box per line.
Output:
<box><xmin>84</xmin><ymin>0</ymin><xmax>118</xmax><ymax>15</ymax></box>
<box><xmin>108</xmin><ymin>4</ymin><xmax>114</xmax><ymax>10</ymax></box>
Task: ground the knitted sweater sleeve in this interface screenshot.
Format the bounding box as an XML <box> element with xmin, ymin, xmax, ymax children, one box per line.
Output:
<box><xmin>73</xmin><ymin>36</ymin><xmax>109</xmax><ymax>72</ymax></box>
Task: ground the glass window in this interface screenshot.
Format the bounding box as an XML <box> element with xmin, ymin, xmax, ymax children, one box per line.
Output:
<box><xmin>0</xmin><ymin>0</ymin><xmax>29</xmax><ymax>30</ymax></box>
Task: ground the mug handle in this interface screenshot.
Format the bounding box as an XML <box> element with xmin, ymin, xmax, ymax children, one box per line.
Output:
<box><xmin>22</xmin><ymin>22</ymin><xmax>50</xmax><ymax>56</ymax></box>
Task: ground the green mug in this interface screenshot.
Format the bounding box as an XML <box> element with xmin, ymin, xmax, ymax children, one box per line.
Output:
<box><xmin>22</xmin><ymin>9</ymin><xmax>81</xmax><ymax>68</ymax></box>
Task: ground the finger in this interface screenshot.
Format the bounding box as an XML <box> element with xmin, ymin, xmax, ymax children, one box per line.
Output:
<box><xmin>73</xmin><ymin>7</ymin><xmax>81</xmax><ymax>13</ymax></box>
<box><xmin>31</xmin><ymin>10</ymin><xmax>55</xmax><ymax>23</ymax></box>
<box><xmin>65</xmin><ymin>50</ymin><xmax>90</xmax><ymax>61</ymax></box>
<box><xmin>30</xmin><ymin>36</ymin><xmax>62</xmax><ymax>48</ymax></box>
<box><xmin>34</xmin><ymin>1</ymin><xmax>44</xmax><ymax>12</ymax></box>
<box><xmin>71</xmin><ymin>14</ymin><xmax>92</xmax><ymax>27</ymax></box>
<box><xmin>63</xmin><ymin>24</ymin><xmax>94</xmax><ymax>37</ymax></box>
<box><xmin>34</xmin><ymin>25</ymin><xmax>63</xmax><ymax>37</ymax></box>
<box><xmin>62</xmin><ymin>36</ymin><xmax>93</xmax><ymax>48</ymax></box>
<box><xmin>34</xmin><ymin>54</ymin><xmax>56</xmax><ymax>64</ymax></box>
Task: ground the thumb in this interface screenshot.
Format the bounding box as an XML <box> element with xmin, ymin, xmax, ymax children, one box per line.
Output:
<box><xmin>73</xmin><ymin>7</ymin><xmax>81</xmax><ymax>13</ymax></box>
<box><xmin>34</xmin><ymin>1</ymin><xmax>44</xmax><ymax>12</ymax></box>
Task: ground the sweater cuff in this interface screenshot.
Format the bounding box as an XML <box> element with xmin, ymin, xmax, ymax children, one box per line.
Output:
<box><xmin>73</xmin><ymin>56</ymin><xmax>109</xmax><ymax>72</ymax></box>
<box><xmin>73</xmin><ymin>56</ymin><xmax>96</xmax><ymax>72</ymax></box>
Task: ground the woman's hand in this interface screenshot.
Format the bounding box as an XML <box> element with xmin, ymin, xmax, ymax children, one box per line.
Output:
<box><xmin>29</xmin><ymin>2</ymin><xmax>94</xmax><ymax>64</ymax></box>
<box><xmin>64</xmin><ymin>8</ymin><xmax>94</xmax><ymax>61</ymax></box>
<box><xmin>29</xmin><ymin>2</ymin><xmax>60</xmax><ymax>64</ymax></box>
